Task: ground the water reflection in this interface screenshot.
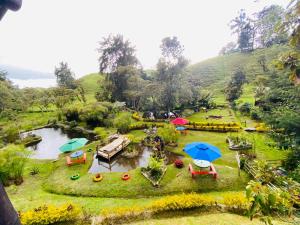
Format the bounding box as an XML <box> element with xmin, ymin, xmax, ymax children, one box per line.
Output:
<box><xmin>23</xmin><ymin>128</ymin><xmax>90</xmax><ymax>160</ymax></box>
<box><xmin>88</xmin><ymin>146</ymin><xmax>183</xmax><ymax>173</ymax></box>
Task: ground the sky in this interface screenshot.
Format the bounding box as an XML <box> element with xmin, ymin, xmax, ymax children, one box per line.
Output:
<box><xmin>0</xmin><ymin>0</ymin><xmax>289</xmax><ymax>79</ymax></box>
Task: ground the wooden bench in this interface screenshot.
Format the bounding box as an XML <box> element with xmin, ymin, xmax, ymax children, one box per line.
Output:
<box><xmin>66</xmin><ymin>153</ymin><xmax>86</xmax><ymax>166</ymax></box>
<box><xmin>188</xmin><ymin>163</ymin><xmax>218</xmax><ymax>179</ymax></box>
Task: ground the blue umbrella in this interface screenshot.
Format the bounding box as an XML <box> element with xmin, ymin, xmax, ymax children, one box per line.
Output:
<box><xmin>183</xmin><ymin>142</ymin><xmax>221</xmax><ymax>162</ymax></box>
<box><xmin>176</xmin><ymin>126</ymin><xmax>186</xmax><ymax>131</ymax></box>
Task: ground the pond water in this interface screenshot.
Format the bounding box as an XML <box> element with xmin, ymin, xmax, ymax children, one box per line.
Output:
<box><xmin>23</xmin><ymin>127</ymin><xmax>90</xmax><ymax>160</ymax></box>
<box><xmin>88</xmin><ymin>146</ymin><xmax>183</xmax><ymax>173</ymax></box>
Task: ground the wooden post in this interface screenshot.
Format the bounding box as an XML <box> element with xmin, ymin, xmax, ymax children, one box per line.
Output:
<box><xmin>0</xmin><ymin>182</ymin><xmax>21</xmax><ymax>225</ymax></box>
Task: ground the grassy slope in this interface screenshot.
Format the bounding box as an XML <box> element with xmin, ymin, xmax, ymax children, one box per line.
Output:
<box><xmin>78</xmin><ymin>73</ymin><xmax>104</xmax><ymax>102</ymax></box>
<box><xmin>188</xmin><ymin>45</ymin><xmax>290</xmax><ymax>104</ymax></box>
<box><xmin>131</xmin><ymin>213</ymin><xmax>291</xmax><ymax>225</ymax></box>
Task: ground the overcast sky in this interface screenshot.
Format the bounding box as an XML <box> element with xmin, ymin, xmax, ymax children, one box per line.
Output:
<box><xmin>0</xmin><ymin>0</ymin><xmax>289</xmax><ymax>78</ymax></box>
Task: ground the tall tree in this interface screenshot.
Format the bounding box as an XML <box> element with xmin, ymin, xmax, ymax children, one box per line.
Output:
<box><xmin>255</xmin><ymin>5</ymin><xmax>288</xmax><ymax>47</ymax></box>
<box><xmin>226</xmin><ymin>68</ymin><xmax>246</xmax><ymax>102</ymax></box>
<box><xmin>54</xmin><ymin>62</ymin><xmax>77</xmax><ymax>89</ymax></box>
<box><xmin>230</xmin><ymin>10</ymin><xmax>255</xmax><ymax>52</ymax></box>
<box><xmin>156</xmin><ymin>36</ymin><xmax>188</xmax><ymax>112</ymax></box>
<box><xmin>97</xmin><ymin>34</ymin><xmax>139</xmax><ymax>102</ymax></box>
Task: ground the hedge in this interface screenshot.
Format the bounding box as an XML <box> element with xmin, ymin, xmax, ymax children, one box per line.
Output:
<box><xmin>129</xmin><ymin>123</ymin><xmax>165</xmax><ymax>130</ymax></box>
<box><xmin>20</xmin><ymin>203</ymin><xmax>81</xmax><ymax>225</ymax></box>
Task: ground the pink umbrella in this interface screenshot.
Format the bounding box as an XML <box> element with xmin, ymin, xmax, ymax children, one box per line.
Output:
<box><xmin>171</xmin><ymin>117</ymin><xmax>189</xmax><ymax>125</ymax></box>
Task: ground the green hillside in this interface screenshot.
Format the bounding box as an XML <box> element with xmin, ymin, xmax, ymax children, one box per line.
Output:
<box><xmin>188</xmin><ymin>45</ymin><xmax>291</xmax><ymax>104</ymax></box>
<box><xmin>78</xmin><ymin>73</ymin><xmax>103</xmax><ymax>94</ymax></box>
<box><xmin>78</xmin><ymin>45</ymin><xmax>290</xmax><ymax>105</ymax></box>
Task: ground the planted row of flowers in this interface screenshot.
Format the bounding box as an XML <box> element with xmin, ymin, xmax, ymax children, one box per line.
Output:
<box><xmin>185</xmin><ymin>125</ymin><xmax>240</xmax><ymax>132</ymax></box>
<box><xmin>20</xmin><ymin>204</ymin><xmax>81</xmax><ymax>225</ymax></box>
<box><xmin>188</xmin><ymin>121</ymin><xmax>240</xmax><ymax>127</ymax></box>
<box><xmin>100</xmin><ymin>192</ymin><xmax>248</xmax><ymax>224</ymax></box>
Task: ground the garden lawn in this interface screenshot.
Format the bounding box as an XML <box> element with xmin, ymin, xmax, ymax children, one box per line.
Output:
<box><xmin>186</xmin><ymin>108</ymin><xmax>236</xmax><ymax>123</ymax></box>
<box><xmin>0</xmin><ymin>111</ymin><xmax>56</xmax><ymax>132</ymax></box>
<box><xmin>130</xmin><ymin>213</ymin><xmax>292</xmax><ymax>225</ymax></box>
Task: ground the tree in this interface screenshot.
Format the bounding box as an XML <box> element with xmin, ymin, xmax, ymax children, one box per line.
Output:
<box><xmin>230</xmin><ymin>10</ymin><xmax>255</xmax><ymax>52</ymax></box>
<box><xmin>219</xmin><ymin>42</ymin><xmax>237</xmax><ymax>55</ymax></box>
<box><xmin>156</xmin><ymin>36</ymin><xmax>188</xmax><ymax>112</ymax></box>
<box><xmin>97</xmin><ymin>34</ymin><xmax>139</xmax><ymax>102</ymax></box>
<box><xmin>226</xmin><ymin>69</ymin><xmax>246</xmax><ymax>102</ymax></box>
<box><xmin>54</xmin><ymin>62</ymin><xmax>77</xmax><ymax>89</ymax></box>
<box><xmin>255</xmin><ymin>5</ymin><xmax>288</xmax><ymax>47</ymax></box>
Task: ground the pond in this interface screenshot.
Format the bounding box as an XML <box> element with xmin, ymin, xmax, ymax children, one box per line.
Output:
<box><xmin>88</xmin><ymin>146</ymin><xmax>183</xmax><ymax>173</ymax></box>
<box><xmin>22</xmin><ymin>127</ymin><xmax>91</xmax><ymax>160</ymax></box>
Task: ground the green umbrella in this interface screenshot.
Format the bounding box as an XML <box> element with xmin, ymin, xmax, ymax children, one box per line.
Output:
<box><xmin>59</xmin><ymin>138</ymin><xmax>88</xmax><ymax>153</ymax></box>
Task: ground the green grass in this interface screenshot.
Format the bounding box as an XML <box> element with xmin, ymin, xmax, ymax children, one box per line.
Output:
<box><xmin>0</xmin><ymin>111</ymin><xmax>56</xmax><ymax>132</ymax></box>
<box><xmin>42</xmin><ymin>145</ymin><xmax>248</xmax><ymax>198</ymax></box>
<box><xmin>130</xmin><ymin>213</ymin><xmax>292</xmax><ymax>225</ymax></box>
<box><xmin>78</xmin><ymin>73</ymin><xmax>103</xmax><ymax>95</ymax></box>
<box><xmin>186</xmin><ymin>108</ymin><xmax>236</xmax><ymax>123</ymax></box>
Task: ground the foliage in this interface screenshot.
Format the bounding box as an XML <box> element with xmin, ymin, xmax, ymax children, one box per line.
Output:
<box><xmin>239</xmin><ymin>102</ymin><xmax>252</xmax><ymax>115</ymax></box>
<box><xmin>113</xmin><ymin>113</ymin><xmax>132</xmax><ymax>134</ymax></box>
<box><xmin>181</xmin><ymin>109</ymin><xmax>194</xmax><ymax>117</ymax></box>
<box><xmin>93</xmin><ymin>127</ymin><xmax>109</xmax><ymax>140</ymax></box>
<box><xmin>0</xmin><ymin>71</ymin><xmax>23</xmax><ymax>113</ymax></box>
<box><xmin>132</xmin><ymin>112</ymin><xmax>142</xmax><ymax>121</ymax></box>
<box><xmin>2</xmin><ymin>124</ymin><xmax>20</xmax><ymax>143</ymax></box>
<box><xmin>29</xmin><ymin>166</ymin><xmax>40</xmax><ymax>176</ymax></box>
<box><xmin>150</xmin><ymin>193</ymin><xmax>214</xmax><ymax>212</ymax></box>
<box><xmin>147</xmin><ymin>156</ymin><xmax>164</xmax><ymax>179</ymax></box>
<box><xmin>0</xmin><ymin>144</ymin><xmax>30</xmax><ymax>185</ymax></box>
<box><xmin>230</xmin><ymin>9</ymin><xmax>254</xmax><ymax>52</ymax></box>
<box><xmin>186</xmin><ymin>121</ymin><xmax>240</xmax><ymax>132</ymax></box>
<box><xmin>254</xmin><ymin>160</ymin><xmax>277</xmax><ymax>184</ymax></box>
<box><xmin>254</xmin><ymin>5</ymin><xmax>288</xmax><ymax>48</ymax></box>
<box><xmin>157</xmin><ymin>124</ymin><xmax>179</xmax><ymax>144</ymax></box>
<box><xmin>246</xmin><ymin>180</ymin><xmax>293</xmax><ymax>225</ymax></box>
<box><xmin>129</xmin><ymin>122</ymin><xmax>164</xmax><ymax>130</ymax></box>
<box><xmin>284</xmin><ymin>146</ymin><xmax>300</xmax><ymax>171</ymax></box>
<box><xmin>226</xmin><ymin>69</ymin><xmax>246</xmax><ymax>102</ymax></box>
<box><xmin>97</xmin><ymin>34</ymin><xmax>139</xmax><ymax>103</ymax></box>
<box><xmin>79</xmin><ymin>102</ymin><xmax>111</xmax><ymax>127</ymax></box>
<box><xmin>54</xmin><ymin>62</ymin><xmax>77</xmax><ymax>89</ymax></box>
<box><xmin>20</xmin><ymin>203</ymin><xmax>81</xmax><ymax>225</ymax></box>
<box><xmin>63</xmin><ymin>105</ymin><xmax>82</xmax><ymax>122</ymax></box>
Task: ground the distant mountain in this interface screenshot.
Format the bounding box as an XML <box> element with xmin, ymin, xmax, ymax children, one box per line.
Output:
<box><xmin>0</xmin><ymin>64</ymin><xmax>55</xmax><ymax>80</ymax></box>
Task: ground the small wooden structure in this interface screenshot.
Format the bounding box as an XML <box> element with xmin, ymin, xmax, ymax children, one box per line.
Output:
<box><xmin>188</xmin><ymin>163</ymin><xmax>218</xmax><ymax>179</ymax></box>
<box><xmin>66</xmin><ymin>153</ymin><xmax>86</xmax><ymax>166</ymax></box>
<box><xmin>96</xmin><ymin>135</ymin><xmax>130</xmax><ymax>161</ymax></box>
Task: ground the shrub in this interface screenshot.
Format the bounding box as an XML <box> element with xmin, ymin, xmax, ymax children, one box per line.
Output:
<box><xmin>157</xmin><ymin>124</ymin><xmax>179</xmax><ymax>144</ymax></box>
<box><xmin>220</xmin><ymin>192</ymin><xmax>249</xmax><ymax>213</ymax></box>
<box><xmin>94</xmin><ymin>127</ymin><xmax>109</xmax><ymax>140</ymax></box>
<box><xmin>2</xmin><ymin>125</ymin><xmax>20</xmax><ymax>143</ymax></box>
<box><xmin>0</xmin><ymin>144</ymin><xmax>30</xmax><ymax>185</ymax></box>
<box><xmin>114</xmin><ymin>113</ymin><xmax>132</xmax><ymax>134</ymax></box>
<box><xmin>150</xmin><ymin>193</ymin><xmax>214</xmax><ymax>212</ymax></box>
<box><xmin>147</xmin><ymin>156</ymin><xmax>164</xmax><ymax>178</ymax></box>
<box><xmin>63</xmin><ymin>105</ymin><xmax>82</xmax><ymax>122</ymax></box>
<box><xmin>80</xmin><ymin>103</ymin><xmax>110</xmax><ymax>127</ymax></box>
<box><xmin>250</xmin><ymin>109</ymin><xmax>261</xmax><ymax>120</ymax></box>
<box><xmin>29</xmin><ymin>166</ymin><xmax>40</xmax><ymax>176</ymax></box>
<box><xmin>132</xmin><ymin>112</ymin><xmax>142</xmax><ymax>121</ymax></box>
<box><xmin>69</xmin><ymin>120</ymin><xmax>78</xmax><ymax>128</ymax></box>
<box><xmin>239</xmin><ymin>102</ymin><xmax>252</xmax><ymax>115</ymax></box>
<box><xmin>20</xmin><ymin>204</ymin><xmax>81</xmax><ymax>225</ymax></box>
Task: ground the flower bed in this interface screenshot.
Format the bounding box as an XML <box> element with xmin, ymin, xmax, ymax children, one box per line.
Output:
<box><xmin>20</xmin><ymin>204</ymin><xmax>81</xmax><ymax>225</ymax></box>
<box><xmin>185</xmin><ymin>125</ymin><xmax>240</xmax><ymax>132</ymax></box>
